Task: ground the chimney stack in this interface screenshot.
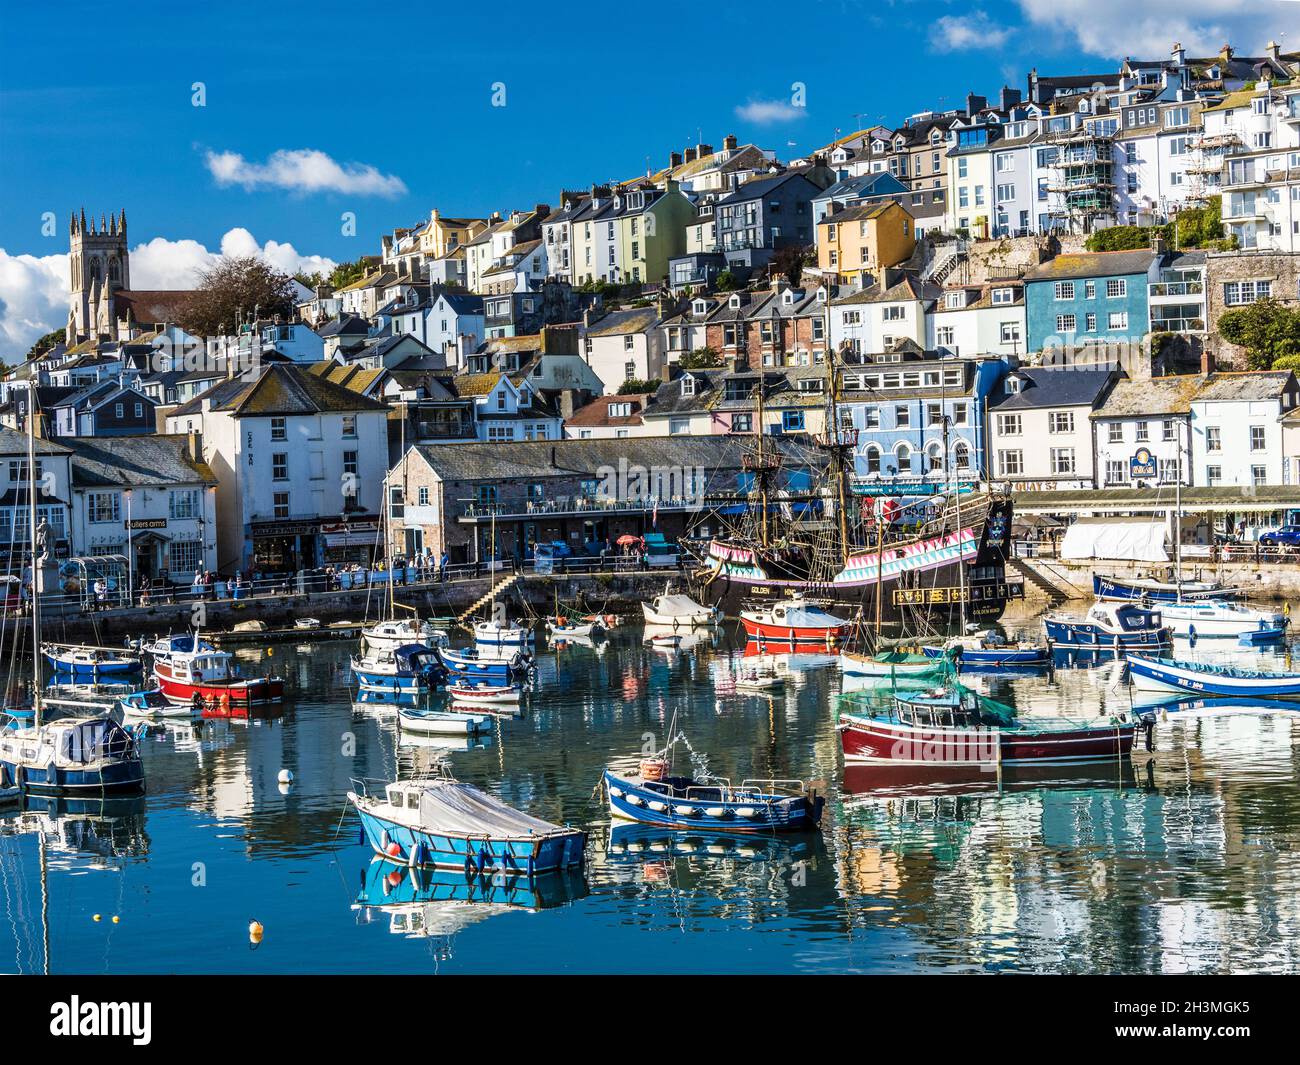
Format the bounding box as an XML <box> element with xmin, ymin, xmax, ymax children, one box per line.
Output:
<box><xmin>723</xmin><ymin>134</ymin><xmax>738</xmax><ymax>151</ymax></box>
<box><xmin>670</xmin><ymin>151</ymin><xmax>683</xmax><ymax>168</ymax></box>
<box><xmin>999</xmin><ymin>85</ymin><xmax>1022</xmax><ymax>111</ymax></box>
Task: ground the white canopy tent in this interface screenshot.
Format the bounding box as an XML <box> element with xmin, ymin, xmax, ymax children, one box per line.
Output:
<box><xmin>1060</xmin><ymin>516</ymin><xmax>1170</xmax><ymax>563</ymax></box>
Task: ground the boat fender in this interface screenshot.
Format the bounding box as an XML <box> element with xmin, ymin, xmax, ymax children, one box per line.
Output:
<box><xmin>478</xmin><ymin>846</ymin><xmax>491</xmax><ymax>874</ymax></box>
<box><xmin>47</xmin><ymin>764</ymin><xmax>59</xmax><ymax>788</ymax></box>
<box><xmin>1187</xmin><ymin>624</ymin><xmax>1196</xmax><ymax>641</ymax></box>
<box><xmin>409</xmin><ymin>843</ymin><xmax>427</xmax><ymax>867</ymax></box>
<box><xmin>464</xmin><ymin>855</ymin><xmax>477</xmax><ymax>879</ymax></box>
<box><xmin>1144</xmin><ymin>719</ymin><xmax>1156</xmax><ymax>752</ymax></box>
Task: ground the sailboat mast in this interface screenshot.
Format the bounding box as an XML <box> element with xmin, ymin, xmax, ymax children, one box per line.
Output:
<box><xmin>1175</xmin><ymin>438</ymin><xmax>1183</xmax><ymax>599</ymax></box>
<box><xmin>25</xmin><ymin>383</ymin><xmax>42</xmax><ymax>729</ymax></box>
<box><xmin>829</xmin><ymin>343</ymin><xmax>850</xmax><ymax>565</ymax></box>
<box><xmin>755</xmin><ymin>372</ymin><xmax>769</xmax><ymax>548</ymax></box>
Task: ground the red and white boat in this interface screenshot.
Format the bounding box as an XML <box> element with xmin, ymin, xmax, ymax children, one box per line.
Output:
<box><xmin>838</xmin><ymin>687</ymin><xmax>1140</xmax><ymax>765</ymax></box>
<box><xmin>152</xmin><ymin>646</ymin><xmax>284</xmax><ymax>709</ymax></box>
<box><xmin>739</xmin><ymin>598</ymin><xmax>852</xmax><ymax>645</ymax></box>
<box><xmin>446</xmin><ymin>682</ymin><xmax>520</xmax><ymax>705</ymax></box>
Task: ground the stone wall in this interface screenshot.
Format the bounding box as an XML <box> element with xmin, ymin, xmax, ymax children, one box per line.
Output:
<box><xmin>1204</xmin><ymin>250</ymin><xmax>1300</xmax><ymax>369</ymax></box>
<box><xmin>949</xmin><ymin>233</ymin><xmax>1089</xmax><ymax>286</ymax></box>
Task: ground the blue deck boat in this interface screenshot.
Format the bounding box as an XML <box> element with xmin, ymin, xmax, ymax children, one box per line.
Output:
<box><xmin>1127</xmin><ymin>654</ymin><xmax>1300</xmax><ymax>699</ymax></box>
<box><xmin>348</xmin><ymin>773</ymin><xmax>586</xmax><ymax>878</ymax></box>
<box><xmin>438</xmin><ymin>646</ymin><xmax>531</xmax><ymax>679</ymax></box>
<box><xmin>42</xmin><ymin>644</ymin><xmax>141</xmax><ymax>677</ymax></box>
<box><xmin>351</xmin><ymin>643</ymin><xmax>443</xmax><ymax>693</ymax></box>
<box><xmin>1043</xmin><ymin>602</ymin><xmax>1171</xmax><ymax>653</ymax></box>
<box><xmin>1093</xmin><ymin>573</ymin><xmax>1232</xmax><ymax>603</ymax></box>
<box><xmin>921</xmin><ymin>634</ymin><xmax>1049</xmax><ymax>668</ymax></box>
<box><xmin>0</xmin><ymin>714</ymin><xmax>145</xmax><ymax>794</ymax></box>
<box><xmin>603</xmin><ymin>757</ymin><xmax>824</xmax><ymax>833</ymax></box>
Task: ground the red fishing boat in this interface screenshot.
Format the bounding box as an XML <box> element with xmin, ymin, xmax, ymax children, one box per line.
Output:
<box><xmin>151</xmin><ymin>646</ymin><xmax>284</xmax><ymax>709</ymax></box>
<box><xmin>739</xmin><ymin>598</ymin><xmax>852</xmax><ymax>645</ymax></box>
<box><xmin>837</xmin><ymin>686</ymin><xmax>1141</xmax><ymax>765</ymax></box>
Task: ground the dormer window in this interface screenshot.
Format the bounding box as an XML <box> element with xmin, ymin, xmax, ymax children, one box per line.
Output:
<box><xmin>1006</xmin><ymin>376</ymin><xmax>1023</xmax><ymax>394</ymax></box>
<box><xmin>991</xmin><ymin>287</ymin><xmax>1015</xmax><ymax>305</ymax></box>
<box><xmin>782</xmin><ymin>290</ymin><xmax>795</xmax><ymax>305</ymax></box>
<box><xmin>681</xmin><ymin>375</ymin><xmax>696</xmax><ymax>397</ymax></box>
<box><xmin>692</xmin><ymin>300</ymin><xmax>708</xmax><ymax>315</ymax></box>
<box><xmin>729</xmin><ymin>294</ymin><xmax>742</xmax><ymax>309</ymax></box>
<box><xmin>945</xmin><ymin>292</ymin><xmax>965</xmax><ymax>309</ymax></box>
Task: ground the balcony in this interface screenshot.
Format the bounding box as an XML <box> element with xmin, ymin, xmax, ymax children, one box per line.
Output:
<box><xmin>1148</xmin><ymin>280</ymin><xmax>1204</xmax><ymax>299</ymax></box>
<box><xmin>1149</xmin><ymin>316</ymin><xmax>1206</xmax><ymax>333</ymax></box>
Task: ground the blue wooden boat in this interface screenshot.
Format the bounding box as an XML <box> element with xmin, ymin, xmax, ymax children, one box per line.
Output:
<box><xmin>0</xmin><ymin>714</ymin><xmax>145</xmax><ymax>794</ymax></box>
<box><xmin>1093</xmin><ymin>573</ymin><xmax>1232</xmax><ymax>603</ymax></box>
<box><xmin>347</xmin><ymin>773</ymin><xmax>586</xmax><ymax>878</ymax></box>
<box><xmin>603</xmin><ymin>757</ymin><xmax>824</xmax><ymax>832</ymax></box>
<box><xmin>1127</xmin><ymin>654</ymin><xmax>1300</xmax><ymax>699</ymax></box>
<box><xmin>43</xmin><ymin>643</ymin><xmax>141</xmax><ymax>676</ymax></box>
<box><xmin>920</xmin><ymin>634</ymin><xmax>1049</xmax><ymax>668</ymax></box>
<box><xmin>438</xmin><ymin>646</ymin><xmax>531</xmax><ymax>679</ymax></box>
<box><xmin>351</xmin><ymin>643</ymin><xmax>443</xmax><ymax>693</ymax></box>
<box><xmin>1042</xmin><ymin>602</ymin><xmax>1171</xmax><ymax>652</ymax></box>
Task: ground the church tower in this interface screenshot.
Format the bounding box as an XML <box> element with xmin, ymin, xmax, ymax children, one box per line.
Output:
<box><xmin>67</xmin><ymin>208</ymin><xmax>129</xmax><ymax>343</ymax></box>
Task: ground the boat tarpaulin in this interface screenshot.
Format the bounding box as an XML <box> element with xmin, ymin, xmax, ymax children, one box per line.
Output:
<box><xmin>1060</xmin><ymin>517</ymin><xmax>1169</xmax><ymax>562</ymax></box>
<box><xmin>417</xmin><ymin>781</ymin><xmax>567</xmax><ymax>838</ymax></box>
<box><xmin>652</xmin><ymin>594</ymin><xmax>708</xmax><ymax>618</ymax></box>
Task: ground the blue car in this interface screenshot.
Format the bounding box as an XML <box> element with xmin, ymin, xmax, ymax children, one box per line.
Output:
<box><xmin>1258</xmin><ymin>525</ymin><xmax>1300</xmax><ymax>546</ymax></box>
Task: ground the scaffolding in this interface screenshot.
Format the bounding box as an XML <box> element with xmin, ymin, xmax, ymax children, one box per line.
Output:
<box><xmin>1045</xmin><ymin>127</ymin><xmax>1117</xmax><ymax>233</ymax></box>
<box><xmin>1184</xmin><ymin>131</ymin><xmax>1241</xmax><ymax>205</ymax></box>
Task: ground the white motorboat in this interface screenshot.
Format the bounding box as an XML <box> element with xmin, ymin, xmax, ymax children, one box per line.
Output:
<box><xmin>1158</xmin><ymin>599</ymin><xmax>1288</xmax><ymax>640</ymax></box>
<box><xmin>363</xmin><ymin>618</ymin><xmax>447</xmax><ymax>653</ymax></box>
<box><xmin>397</xmin><ymin>708</ymin><xmax>493</xmax><ymax>736</ymax></box>
<box><xmin>473</xmin><ymin>618</ymin><xmax>534</xmax><ymax>646</ymax></box>
<box><xmin>641</xmin><ymin>593</ymin><xmax>718</xmax><ymax>628</ymax></box>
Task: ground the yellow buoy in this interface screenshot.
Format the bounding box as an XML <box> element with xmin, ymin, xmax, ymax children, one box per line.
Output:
<box><xmin>93</xmin><ymin>914</ymin><xmax>101</xmax><ymax>922</ymax></box>
<box><xmin>249</xmin><ymin>919</ymin><xmax>264</xmax><ymax>944</ymax></box>
<box><xmin>112</xmin><ymin>915</ymin><xmax>120</xmax><ymax>924</ymax></box>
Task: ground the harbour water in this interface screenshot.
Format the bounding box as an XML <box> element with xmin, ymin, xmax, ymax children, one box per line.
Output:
<box><xmin>5</xmin><ymin>603</ymin><xmax>1300</xmax><ymax>974</ymax></box>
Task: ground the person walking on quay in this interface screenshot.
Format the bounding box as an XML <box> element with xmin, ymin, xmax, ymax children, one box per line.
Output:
<box><xmin>439</xmin><ymin>550</ymin><xmax>449</xmax><ymax>582</ymax></box>
<box><xmin>93</xmin><ymin>577</ymin><xmax>107</xmax><ymax>610</ymax></box>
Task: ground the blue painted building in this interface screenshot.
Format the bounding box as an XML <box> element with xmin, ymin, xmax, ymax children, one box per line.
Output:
<box><xmin>837</xmin><ymin>350</ymin><xmax>1008</xmax><ymax>487</ymax></box>
<box><xmin>1023</xmin><ymin>249</ymin><xmax>1159</xmax><ymax>355</ymax></box>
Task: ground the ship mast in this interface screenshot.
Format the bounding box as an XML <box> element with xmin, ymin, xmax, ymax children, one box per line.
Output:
<box><xmin>25</xmin><ymin>383</ymin><xmax>42</xmax><ymax>730</ymax></box>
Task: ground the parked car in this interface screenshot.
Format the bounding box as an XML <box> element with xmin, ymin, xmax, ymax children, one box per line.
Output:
<box><xmin>1258</xmin><ymin>526</ymin><xmax>1300</xmax><ymax>547</ymax></box>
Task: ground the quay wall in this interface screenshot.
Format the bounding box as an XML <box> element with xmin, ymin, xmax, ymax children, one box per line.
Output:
<box><xmin>1016</xmin><ymin>556</ymin><xmax>1300</xmax><ymax>604</ymax></box>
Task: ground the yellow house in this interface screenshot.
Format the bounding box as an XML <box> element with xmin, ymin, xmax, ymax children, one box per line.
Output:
<box><xmin>817</xmin><ymin>200</ymin><xmax>915</xmax><ymax>284</ymax></box>
<box><xmin>418</xmin><ymin>209</ymin><xmax>488</xmax><ymax>260</ymax></box>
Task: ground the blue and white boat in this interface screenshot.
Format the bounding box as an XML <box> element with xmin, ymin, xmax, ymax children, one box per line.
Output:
<box><xmin>603</xmin><ymin>757</ymin><xmax>824</xmax><ymax>833</ymax></box>
<box><xmin>348</xmin><ymin>773</ymin><xmax>586</xmax><ymax>878</ymax></box>
<box><xmin>0</xmin><ymin>714</ymin><xmax>145</xmax><ymax>794</ymax></box>
<box><xmin>42</xmin><ymin>643</ymin><xmax>141</xmax><ymax>676</ymax></box>
<box><xmin>1127</xmin><ymin>654</ymin><xmax>1300</xmax><ymax>699</ymax></box>
<box><xmin>1093</xmin><ymin>573</ymin><xmax>1233</xmax><ymax>603</ymax></box>
<box><xmin>439</xmin><ymin>646</ymin><xmax>531</xmax><ymax>679</ymax></box>
<box><xmin>1156</xmin><ymin>600</ymin><xmax>1287</xmax><ymax>641</ymax></box>
<box><xmin>396</xmin><ymin>707</ymin><xmax>492</xmax><ymax>736</ymax></box>
<box><xmin>605</xmin><ymin>822</ymin><xmax>816</xmax><ymax>864</ymax></box>
<box><xmin>473</xmin><ymin>618</ymin><xmax>534</xmax><ymax>647</ymax></box>
<box><xmin>351</xmin><ymin>643</ymin><xmax>443</xmax><ymax>693</ymax></box>
<box><xmin>921</xmin><ymin>633</ymin><xmax>1050</xmax><ymax>668</ymax></box>
<box><xmin>1043</xmin><ymin>602</ymin><xmax>1171</xmax><ymax>653</ymax></box>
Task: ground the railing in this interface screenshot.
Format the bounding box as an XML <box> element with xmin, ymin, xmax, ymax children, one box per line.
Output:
<box><xmin>1148</xmin><ymin>281</ymin><xmax>1204</xmax><ymax>297</ymax></box>
<box><xmin>1150</xmin><ymin>316</ymin><xmax>1206</xmax><ymax>332</ymax></box>
<box><xmin>458</xmin><ymin>496</ymin><xmax>703</xmax><ymax>519</ymax></box>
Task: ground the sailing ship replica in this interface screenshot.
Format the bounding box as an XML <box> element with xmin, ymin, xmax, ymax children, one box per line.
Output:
<box><xmin>691</xmin><ymin>344</ymin><xmax>1018</xmax><ymax>632</ymax></box>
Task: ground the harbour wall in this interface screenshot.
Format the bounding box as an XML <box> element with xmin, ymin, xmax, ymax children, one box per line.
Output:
<box><xmin>1015</xmin><ymin>556</ymin><xmax>1300</xmax><ymax>605</ymax></box>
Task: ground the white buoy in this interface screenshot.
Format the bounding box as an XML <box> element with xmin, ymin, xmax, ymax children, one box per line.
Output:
<box><xmin>278</xmin><ymin>769</ymin><xmax>293</xmax><ymax>784</ymax></box>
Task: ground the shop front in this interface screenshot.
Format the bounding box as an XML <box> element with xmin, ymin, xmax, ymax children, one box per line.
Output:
<box><xmin>321</xmin><ymin>519</ymin><xmax>381</xmax><ymax>566</ymax></box>
<box><xmin>248</xmin><ymin>518</ymin><xmax>320</xmax><ymax>574</ymax></box>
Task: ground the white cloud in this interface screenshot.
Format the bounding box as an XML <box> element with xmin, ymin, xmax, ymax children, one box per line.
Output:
<box><xmin>932</xmin><ymin>12</ymin><xmax>1015</xmax><ymax>53</ymax></box>
<box><xmin>1015</xmin><ymin>0</ymin><xmax>1283</xmax><ymax>60</ymax></box>
<box><xmin>734</xmin><ymin>99</ymin><xmax>804</xmax><ymax>125</ymax></box>
<box><xmin>205</xmin><ymin>148</ymin><xmax>408</xmax><ymax>198</ymax></box>
<box><xmin>0</xmin><ymin>230</ymin><xmax>336</xmax><ymax>360</ymax></box>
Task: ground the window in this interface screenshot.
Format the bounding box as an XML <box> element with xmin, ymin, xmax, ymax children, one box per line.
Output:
<box><xmin>1085</xmin><ymin>313</ymin><xmax>1097</xmax><ymax>332</ymax></box>
<box><xmin>865</xmin><ymin>447</ymin><xmax>882</xmax><ymax>475</ymax></box>
<box><xmin>418</xmin><ymin>487</ymin><xmax>430</xmax><ymax>506</ymax></box>
<box><xmin>1223</xmin><ymin>280</ymin><xmax>1271</xmax><ymax>306</ymax></box>
<box><xmin>343</xmin><ymin>451</ymin><xmax>358</xmax><ymax>475</ymax></box>
<box><xmin>1085</xmin><ymin>281</ymin><xmax>1096</xmax><ymax>300</ymax></box>
<box><xmin>999</xmin><ymin>322</ymin><xmax>1020</xmax><ymax>344</ymax></box>
<box><xmin>863</xmin><ymin>407</ymin><xmax>879</xmax><ymax>428</ymax></box>
<box><xmin>995</xmin><ymin>153</ymin><xmax>1014</xmax><ymax>173</ymax></box>
<box><xmin>732</xmin><ymin>413</ymin><xmax>752</xmax><ymax>433</ymax></box>
<box><xmin>273</xmin><ymin>492</ymin><xmax>290</xmax><ymax>518</ymax></box>
<box><xmin>1107</xmin><ymin>311</ymin><xmax>1128</xmax><ymax>330</ymax></box>
<box><xmin>952</xmin><ymin>402</ymin><xmax>969</xmax><ymax>426</ymax></box>
<box><xmin>1206</xmin><ymin>426</ymin><xmax>1221</xmax><ymax>452</ymax></box>
<box><xmin>1105</xmin><ymin>279</ymin><xmax>1126</xmax><ymax>298</ymax></box>
<box><xmin>271</xmin><ymin>417</ymin><xmax>287</xmax><ymax>441</ymax></box>
<box><xmin>1158</xmin><ymin>459</ymin><xmax>1179</xmax><ymax>483</ymax></box>
<box><xmin>1135</xmin><ymin>422</ymin><xmax>1149</xmax><ymax>442</ymax></box>
<box><xmin>1054</xmin><ymin>281</ymin><xmax>1075</xmax><ymax>300</ymax></box>
<box><xmin>895</xmin><ymin>405</ymin><xmax>910</xmax><ymax>428</ymax></box>
<box><xmin>997</xmin><ymin>449</ymin><xmax>1023</xmax><ymax>476</ymax></box>
<box><xmin>1108</xmin><ymin>423</ymin><xmax>1123</xmax><ymax>444</ymax></box>
<box><xmin>1050</xmin><ymin>448</ymin><xmax>1076</xmax><ymax>474</ymax></box>
<box><xmin>681</xmin><ymin>375</ymin><xmax>696</xmax><ymax>397</ymax></box>
<box><xmin>87</xmin><ymin>492</ymin><xmax>120</xmax><ymax>523</ymax></box>
<box><xmin>935</xmin><ymin>326</ymin><xmax>955</xmax><ymax>347</ymax></box>
<box><xmin>114</xmin><ymin>403</ymin><xmax>123</xmax><ymax>418</ymax></box>
<box><xmin>996</xmin><ymin>183</ymin><xmax>1015</xmax><ymax>203</ymax></box>
<box><xmin>927</xmin><ymin>402</ymin><xmax>943</xmax><ymax>426</ymax></box>
<box><xmin>272</xmin><ymin>453</ymin><xmax>288</xmax><ymax>480</ymax></box>
<box><xmin>1206</xmin><ymin>465</ymin><xmax>1222</xmax><ymax>486</ymax></box>
<box><xmin>171</xmin><ymin>540</ymin><xmax>202</xmax><ymax>574</ymax></box>
<box><xmin>1048</xmin><ymin>411</ymin><xmax>1074</xmax><ymax>434</ymax></box>
<box><xmin>1250</xmin><ymin>425</ymin><xmax>1266</xmax><ymax>451</ymax></box>
<box><xmin>1165</xmin><ymin>106</ymin><xmax>1190</xmax><ymax>128</ymax></box>
<box><xmin>1056</xmin><ymin>314</ymin><xmax>1077</xmax><ymax>332</ymax></box>
<box><xmin>1162</xmin><ymin>420</ymin><xmax>1176</xmax><ymax>442</ymax></box>
<box><xmin>992</xmin><ymin>288</ymin><xmax>1014</xmax><ymax>305</ymax></box>
<box><xmin>882</xmin><ymin>305</ymin><xmax>905</xmax><ymax>321</ymax></box>
<box><xmin>1252</xmin><ymin>465</ymin><xmax>1267</xmax><ymax>487</ymax></box>
<box><xmin>1106</xmin><ymin>460</ymin><xmax>1126</xmax><ymax>484</ymax></box>
<box><xmin>782</xmin><ymin>410</ymin><xmax>805</xmax><ymax>432</ymax></box>
<box><xmin>341</xmin><ymin>415</ymin><xmax>357</xmax><ymax>438</ymax></box>
<box><xmin>169</xmin><ymin>489</ymin><xmax>200</xmax><ymax>520</ymax></box>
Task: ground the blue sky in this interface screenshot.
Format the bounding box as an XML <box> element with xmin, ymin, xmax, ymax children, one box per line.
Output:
<box><xmin>0</xmin><ymin>0</ymin><xmax>1293</xmax><ymax>357</ymax></box>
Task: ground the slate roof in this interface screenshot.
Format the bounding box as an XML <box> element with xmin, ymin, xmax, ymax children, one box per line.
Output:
<box><xmin>989</xmin><ymin>367</ymin><xmax>1117</xmax><ymax>411</ymax></box>
<box><xmin>1194</xmin><ymin>371</ymin><xmax>1296</xmax><ymax>403</ymax></box>
<box><xmin>566</xmin><ymin>393</ymin><xmax>652</xmax><ymax>428</ymax></box>
<box><xmin>68</xmin><ymin>434</ymin><xmax>216</xmax><ymax>488</ymax></box>
<box><xmin>0</xmin><ymin>426</ymin><xmax>74</xmax><ymax>457</ymax></box>
<box><xmin>1091</xmin><ymin>375</ymin><xmax>1203</xmax><ymax>418</ymax></box>
<box><xmin>581</xmin><ymin>308</ymin><xmax>659</xmax><ymax>338</ymax></box>
<box><xmin>1024</xmin><ymin>250</ymin><xmax>1158</xmax><ymax>282</ymax></box>
<box><xmin>171</xmin><ymin>364</ymin><xmax>389</xmax><ymax>418</ymax></box>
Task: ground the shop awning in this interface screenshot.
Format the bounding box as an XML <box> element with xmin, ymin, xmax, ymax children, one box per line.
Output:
<box><xmin>1060</xmin><ymin>516</ymin><xmax>1168</xmax><ymax>562</ymax></box>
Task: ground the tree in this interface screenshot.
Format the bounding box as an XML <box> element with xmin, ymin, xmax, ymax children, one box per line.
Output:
<box><xmin>25</xmin><ymin>328</ymin><xmax>66</xmax><ymax>361</ymax></box>
<box><xmin>1084</xmin><ymin>199</ymin><xmax>1233</xmax><ymax>253</ymax></box>
<box><xmin>715</xmin><ymin>270</ymin><xmax>739</xmax><ymax>292</ymax></box>
<box><xmin>328</xmin><ymin>257</ymin><xmax>371</xmax><ymax>291</ymax></box>
<box><xmin>679</xmin><ymin>346</ymin><xmax>722</xmax><ymax>369</ymax></box>
<box><xmin>1218</xmin><ymin>298</ymin><xmax>1300</xmax><ymax>370</ymax></box>
<box><xmin>178</xmin><ymin>257</ymin><xmax>296</xmax><ymax>337</ymax></box>
<box><xmin>771</xmin><ymin>245</ymin><xmax>808</xmax><ymax>288</ymax></box>
<box><xmin>618</xmin><ymin>378</ymin><xmax>659</xmax><ymax>394</ymax></box>
<box><xmin>1084</xmin><ymin>226</ymin><xmax>1150</xmax><ymax>253</ymax></box>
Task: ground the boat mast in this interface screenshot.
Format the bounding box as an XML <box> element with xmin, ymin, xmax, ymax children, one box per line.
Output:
<box><xmin>25</xmin><ymin>383</ymin><xmax>42</xmax><ymax>730</ymax></box>
<box><xmin>829</xmin><ymin>342</ymin><xmax>851</xmax><ymax>565</ymax></box>
<box><xmin>755</xmin><ymin>371</ymin><xmax>769</xmax><ymax>548</ymax></box>
<box><xmin>941</xmin><ymin>372</ymin><xmax>967</xmax><ymax>632</ymax></box>
<box><xmin>1174</xmin><ymin>433</ymin><xmax>1183</xmax><ymax>599</ymax></box>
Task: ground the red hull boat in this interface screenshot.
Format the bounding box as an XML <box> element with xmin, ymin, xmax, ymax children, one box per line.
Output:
<box><xmin>739</xmin><ymin>598</ymin><xmax>852</xmax><ymax>645</ymax></box>
<box><xmin>152</xmin><ymin>652</ymin><xmax>284</xmax><ymax>708</ymax></box>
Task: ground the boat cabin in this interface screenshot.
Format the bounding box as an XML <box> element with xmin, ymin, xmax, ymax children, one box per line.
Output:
<box><xmin>166</xmin><ymin>652</ymin><xmax>238</xmax><ymax>684</ymax></box>
<box><xmin>1086</xmin><ymin>603</ymin><xmax>1163</xmax><ymax>632</ymax></box>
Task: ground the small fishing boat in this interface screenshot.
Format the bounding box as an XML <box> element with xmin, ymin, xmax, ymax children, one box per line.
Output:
<box><xmin>472</xmin><ymin>618</ymin><xmax>534</xmax><ymax>647</ymax></box>
<box><xmin>582</xmin><ymin>613</ymin><xmax>620</xmax><ymax>630</ymax></box>
<box><xmin>546</xmin><ymin>618</ymin><xmax>597</xmax><ymax>640</ymax></box>
<box><xmin>1042</xmin><ymin>602</ymin><xmax>1171</xmax><ymax>652</ymax></box>
<box><xmin>841</xmin><ymin>649</ymin><xmax>950</xmax><ymax>678</ymax></box>
<box><xmin>295</xmin><ymin>618</ymin><xmax>322</xmax><ymax>630</ymax></box>
<box><xmin>352</xmin><ymin>644</ymin><xmax>443</xmax><ymax>694</ymax></box>
<box><xmin>445</xmin><ymin>682</ymin><xmax>521</xmax><ymax>705</ymax></box>
<box><xmin>152</xmin><ymin>644</ymin><xmax>284</xmax><ymax>706</ymax></box>
<box><xmin>603</xmin><ymin>756</ymin><xmax>824</xmax><ymax>832</ymax></box>
<box><xmin>838</xmin><ymin>685</ymin><xmax>1143</xmax><ymax>765</ymax></box>
<box><xmin>42</xmin><ymin>644</ymin><xmax>141</xmax><ymax>677</ymax></box>
<box><xmin>1126</xmin><ymin>654</ymin><xmax>1300</xmax><ymax>699</ymax></box>
<box><xmin>0</xmin><ymin>714</ymin><xmax>145</xmax><ymax>794</ymax></box>
<box><xmin>1157</xmin><ymin>599</ymin><xmax>1287</xmax><ymax>641</ymax></box>
<box><xmin>920</xmin><ymin>633</ymin><xmax>1050</xmax><ymax>668</ymax></box>
<box><xmin>119</xmin><ymin>687</ymin><xmax>194</xmax><ymax>719</ymax></box>
<box><xmin>362</xmin><ymin>618</ymin><xmax>447</xmax><ymax>653</ymax></box>
<box><xmin>641</xmin><ymin>593</ymin><xmax>718</xmax><ymax>628</ymax></box>
<box><xmin>1093</xmin><ymin>573</ymin><xmax>1234</xmax><ymax>603</ymax></box>
<box><xmin>739</xmin><ymin>598</ymin><xmax>852</xmax><ymax>645</ymax></box>
<box><xmin>439</xmin><ymin>646</ymin><xmax>531</xmax><ymax>678</ymax></box>
<box><xmin>397</xmin><ymin>707</ymin><xmax>493</xmax><ymax>736</ymax></box>
<box><xmin>348</xmin><ymin>772</ymin><xmax>586</xmax><ymax>877</ymax></box>
<box><xmin>140</xmin><ymin>633</ymin><xmax>217</xmax><ymax>662</ymax></box>
<box><xmin>733</xmin><ymin>670</ymin><xmax>784</xmax><ymax>692</ymax></box>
